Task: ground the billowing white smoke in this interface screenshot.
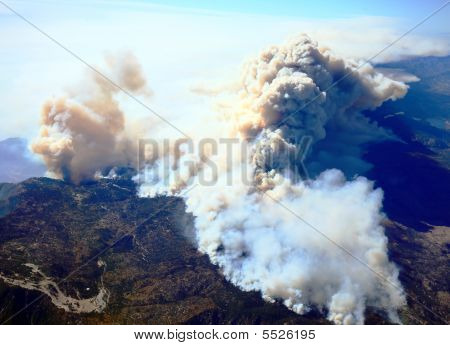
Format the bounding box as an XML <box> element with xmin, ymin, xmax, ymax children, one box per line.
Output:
<box><xmin>32</xmin><ymin>52</ymin><xmax>150</xmax><ymax>183</ymax></box>
<box><xmin>139</xmin><ymin>35</ymin><xmax>407</xmax><ymax>324</ymax></box>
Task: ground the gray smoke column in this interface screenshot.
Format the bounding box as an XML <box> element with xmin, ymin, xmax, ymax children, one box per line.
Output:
<box><xmin>139</xmin><ymin>35</ymin><xmax>408</xmax><ymax>324</ymax></box>
<box><xmin>32</xmin><ymin>52</ymin><xmax>150</xmax><ymax>183</ymax></box>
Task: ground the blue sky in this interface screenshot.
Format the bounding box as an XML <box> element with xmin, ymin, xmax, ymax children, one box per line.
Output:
<box><xmin>125</xmin><ymin>0</ymin><xmax>449</xmax><ymax>30</ymax></box>
<box><xmin>141</xmin><ymin>0</ymin><xmax>445</xmax><ymax>17</ymax></box>
<box><xmin>0</xmin><ymin>0</ymin><xmax>449</xmax><ymax>140</ymax></box>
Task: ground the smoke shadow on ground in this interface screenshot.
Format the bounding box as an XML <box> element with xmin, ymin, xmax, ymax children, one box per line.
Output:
<box><xmin>364</xmin><ymin>139</ymin><xmax>450</xmax><ymax>232</ymax></box>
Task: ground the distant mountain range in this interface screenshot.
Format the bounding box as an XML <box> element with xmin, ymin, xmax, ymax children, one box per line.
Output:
<box><xmin>0</xmin><ymin>138</ymin><xmax>45</xmax><ymax>183</ymax></box>
<box><xmin>374</xmin><ymin>55</ymin><xmax>450</xmax><ymax>166</ymax></box>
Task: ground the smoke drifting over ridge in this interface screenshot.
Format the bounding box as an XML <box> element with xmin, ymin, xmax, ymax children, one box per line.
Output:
<box><xmin>30</xmin><ymin>34</ymin><xmax>408</xmax><ymax>324</ymax></box>
<box><xmin>139</xmin><ymin>35</ymin><xmax>407</xmax><ymax>324</ymax></box>
<box><xmin>32</xmin><ymin>52</ymin><xmax>150</xmax><ymax>183</ymax></box>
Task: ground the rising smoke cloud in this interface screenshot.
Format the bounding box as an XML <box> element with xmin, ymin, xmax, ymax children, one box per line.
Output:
<box><xmin>31</xmin><ymin>34</ymin><xmax>408</xmax><ymax>324</ymax></box>
<box><xmin>139</xmin><ymin>35</ymin><xmax>407</xmax><ymax>324</ymax></box>
<box><xmin>32</xmin><ymin>52</ymin><xmax>150</xmax><ymax>183</ymax></box>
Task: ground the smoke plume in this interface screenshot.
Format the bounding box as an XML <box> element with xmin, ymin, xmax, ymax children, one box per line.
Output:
<box><xmin>139</xmin><ymin>35</ymin><xmax>407</xmax><ymax>324</ymax></box>
<box><xmin>32</xmin><ymin>52</ymin><xmax>150</xmax><ymax>183</ymax></box>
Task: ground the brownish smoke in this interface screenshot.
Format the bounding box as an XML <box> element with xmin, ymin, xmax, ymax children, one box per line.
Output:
<box><xmin>32</xmin><ymin>53</ymin><xmax>150</xmax><ymax>183</ymax></box>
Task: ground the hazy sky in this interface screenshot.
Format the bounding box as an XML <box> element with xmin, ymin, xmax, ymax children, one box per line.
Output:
<box><xmin>0</xmin><ymin>0</ymin><xmax>449</xmax><ymax>140</ymax></box>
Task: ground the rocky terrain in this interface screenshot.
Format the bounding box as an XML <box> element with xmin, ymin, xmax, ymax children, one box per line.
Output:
<box><xmin>0</xmin><ymin>173</ymin><xmax>329</xmax><ymax>325</ymax></box>
<box><xmin>0</xmin><ymin>170</ymin><xmax>448</xmax><ymax>325</ymax></box>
